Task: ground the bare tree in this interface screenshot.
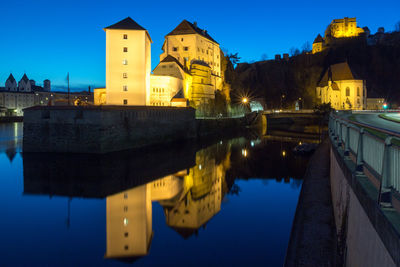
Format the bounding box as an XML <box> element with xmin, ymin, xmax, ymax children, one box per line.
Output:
<box><xmin>301</xmin><ymin>41</ymin><xmax>311</xmax><ymax>53</ymax></box>
<box><xmin>261</xmin><ymin>53</ymin><xmax>268</xmax><ymax>61</ymax></box>
<box><xmin>395</xmin><ymin>21</ymin><xmax>400</xmax><ymax>32</ymax></box>
<box><xmin>290</xmin><ymin>47</ymin><xmax>300</xmax><ymax>57</ymax></box>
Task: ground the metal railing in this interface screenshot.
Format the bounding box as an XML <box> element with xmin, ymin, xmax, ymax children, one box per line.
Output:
<box><xmin>329</xmin><ymin>113</ymin><xmax>400</xmax><ymax>207</ymax></box>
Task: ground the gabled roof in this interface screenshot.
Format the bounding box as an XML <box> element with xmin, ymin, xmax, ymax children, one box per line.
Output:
<box><xmin>104</xmin><ymin>17</ymin><xmax>152</xmax><ymax>42</ymax></box>
<box><xmin>104</xmin><ymin>17</ymin><xmax>146</xmax><ymax>30</ymax></box>
<box><xmin>171</xmin><ymin>89</ymin><xmax>185</xmax><ymax>100</ymax></box>
<box><xmin>160</xmin><ymin>55</ymin><xmax>184</xmax><ymax>70</ymax></box>
<box><xmin>318</xmin><ymin>62</ymin><xmax>362</xmax><ymax>87</ymax></box>
<box><xmin>313</xmin><ymin>34</ymin><xmax>324</xmax><ymax>44</ymax></box>
<box><xmin>21</xmin><ymin>74</ymin><xmax>29</xmax><ymax>83</ymax></box>
<box><xmin>166</xmin><ymin>20</ymin><xmax>218</xmax><ymax>44</ymax></box>
<box><xmin>7</xmin><ymin>73</ymin><xmax>15</xmax><ymax>82</ymax></box>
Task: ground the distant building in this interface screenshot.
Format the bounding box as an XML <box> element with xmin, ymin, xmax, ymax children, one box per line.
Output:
<box><xmin>378</xmin><ymin>27</ymin><xmax>385</xmax><ymax>33</ymax></box>
<box><xmin>366</xmin><ymin>98</ymin><xmax>385</xmax><ymax>110</ymax></box>
<box><xmin>18</xmin><ymin>74</ymin><xmax>31</xmax><ymax>92</ymax></box>
<box><xmin>316</xmin><ymin>62</ymin><xmax>367</xmax><ymax>110</ymax></box>
<box><xmin>1</xmin><ymin>73</ymin><xmax>92</xmax><ymax>116</ymax></box>
<box><xmin>312</xmin><ymin>34</ymin><xmax>324</xmax><ymax>54</ymax></box>
<box><xmin>312</xmin><ymin>17</ymin><xmax>364</xmax><ymax>54</ymax></box>
<box><xmin>283</xmin><ymin>53</ymin><xmax>289</xmax><ymax>61</ymax></box>
<box><xmin>275</xmin><ymin>54</ymin><xmax>281</xmax><ymax>60</ymax></box>
<box><xmin>43</xmin><ymin>79</ymin><xmax>51</xmax><ymax>91</ymax></box>
<box><xmin>325</xmin><ymin>17</ymin><xmax>364</xmax><ymax>38</ymax></box>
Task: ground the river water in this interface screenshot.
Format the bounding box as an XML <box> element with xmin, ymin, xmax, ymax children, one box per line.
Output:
<box><xmin>0</xmin><ymin>122</ymin><xmax>316</xmax><ymax>266</ymax></box>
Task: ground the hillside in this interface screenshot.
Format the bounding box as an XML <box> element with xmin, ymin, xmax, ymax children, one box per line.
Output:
<box><xmin>231</xmin><ymin>32</ymin><xmax>400</xmax><ymax>109</ymax></box>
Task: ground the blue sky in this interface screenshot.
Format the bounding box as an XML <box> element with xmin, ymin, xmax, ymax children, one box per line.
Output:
<box><xmin>1</xmin><ymin>0</ymin><xmax>399</xmax><ymax>91</ymax></box>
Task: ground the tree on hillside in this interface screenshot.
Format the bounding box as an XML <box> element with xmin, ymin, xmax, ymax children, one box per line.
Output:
<box><xmin>301</xmin><ymin>42</ymin><xmax>311</xmax><ymax>53</ymax></box>
<box><xmin>290</xmin><ymin>47</ymin><xmax>301</xmax><ymax>57</ymax></box>
<box><xmin>261</xmin><ymin>53</ymin><xmax>268</xmax><ymax>61</ymax></box>
<box><xmin>226</xmin><ymin>53</ymin><xmax>241</xmax><ymax>67</ymax></box>
<box><xmin>395</xmin><ymin>21</ymin><xmax>400</xmax><ymax>32</ymax></box>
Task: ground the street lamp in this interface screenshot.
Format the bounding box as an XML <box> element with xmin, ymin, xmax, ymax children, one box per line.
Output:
<box><xmin>242</xmin><ymin>97</ymin><xmax>248</xmax><ymax>104</ymax></box>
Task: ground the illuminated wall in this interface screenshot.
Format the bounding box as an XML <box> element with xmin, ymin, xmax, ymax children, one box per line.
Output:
<box><xmin>312</xmin><ymin>42</ymin><xmax>323</xmax><ymax>54</ymax></box>
<box><xmin>317</xmin><ymin>80</ymin><xmax>367</xmax><ymax>110</ymax></box>
<box><xmin>105</xmin><ymin>27</ymin><xmax>152</xmax><ymax>106</ymax></box>
<box><xmin>105</xmin><ymin>185</ymin><xmax>152</xmax><ymax>258</ymax></box>
<box><xmin>325</xmin><ymin>17</ymin><xmax>364</xmax><ymax>38</ymax></box>
<box><xmin>93</xmin><ymin>88</ymin><xmax>106</xmax><ymax>105</ymax></box>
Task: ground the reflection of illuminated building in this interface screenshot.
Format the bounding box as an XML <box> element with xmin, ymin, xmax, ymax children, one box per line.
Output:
<box><xmin>105</xmin><ymin>185</ymin><xmax>153</xmax><ymax>259</ymax></box>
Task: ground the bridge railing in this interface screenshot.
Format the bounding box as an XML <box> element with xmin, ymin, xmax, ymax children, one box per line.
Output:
<box><xmin>329</xmin><ymin>113</ymin><xmax>400</xmax><ymax>207</ymax></box>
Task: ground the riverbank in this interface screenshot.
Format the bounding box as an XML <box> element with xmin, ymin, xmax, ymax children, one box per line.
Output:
<box><xmin>0</xmin><ymin>116</ymin><xmax>23</xmax><ymax>123</ymax></box>
<box><xmin>285</xmin><ymin>139</ymin><xmax>338</xmax><ymax>266</ymax></box>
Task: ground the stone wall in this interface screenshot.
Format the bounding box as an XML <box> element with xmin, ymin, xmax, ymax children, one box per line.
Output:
<box><xmin>23</xmin><ymin>106</ymin><xmax>196</xmax><ymax>153</ymax></box>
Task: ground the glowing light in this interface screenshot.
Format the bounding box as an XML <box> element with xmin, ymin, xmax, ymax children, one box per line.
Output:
<box><xmin>251</xmin><ymin>141</ymin><xmax>255</xmax><ymax>147</ymax></box>
<box><xmin>282</xmin><ymin>150</ymin><xmax>286</xmax><ymax>157</ymax></box>
<box><xmin>383</xmin><ymin>103</ymin><xmax>388</xmax><ymax>109</ymax></box>
<box><xmin>199</xmin><ymin>164</ymin><xmax>202</xmax><ymax>170</ymax></box>
<box><xmin>242</xmin><ymin>149</ymin><xmax>248</xmax><ymax>157</ymax></box>
<box><xmin>242</xmin><ymin>97</ymin><xmax>248</xmax><ymax>104</ymax></box>
<box><xmin>299</xmin><ymin>141</ymin><xmax>302</xmax><ymax>145</ymax></box>
<box><xmin>123</xmin><ymin>218</ymin><xmax>129</xmax><ymax>226</ymax></box>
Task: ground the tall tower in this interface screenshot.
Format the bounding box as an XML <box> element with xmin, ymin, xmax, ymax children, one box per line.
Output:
<box><xmin>104</xmin><ymin>17</ymin><xmax>152</xmax><ymax>106</ymax></box>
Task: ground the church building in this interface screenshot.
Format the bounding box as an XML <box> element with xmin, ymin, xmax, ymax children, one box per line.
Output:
<box><xmin>316</xmin><ymin>62</ymin><xmax>367</xmax><ymax>110</ymax></box>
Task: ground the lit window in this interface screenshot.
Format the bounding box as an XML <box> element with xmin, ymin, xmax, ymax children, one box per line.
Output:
<box><xmin>123</xmin><ymin>47</ymin><xmax>128</xmax><ymax>52</ymax></box>
<box><xmin>123</xmin><ymin>73</ymin><xmax>127</xmax><ymax>78</ymax></box>
<box><xmin>123</xmin><ymin>218</ymin><xmax>128</xmax><ymax>226</ymax></box>
<box><xmin>123</xmin><ymin>99</ymin><xmax>128</xmax><ymax>105</ymax></box>
<box><xmin>123</xmin><ymin>86</ymin><xmax>128</xmax><ymax>91</ymax></box>
<box><xmin>123</xmin><ymin>34</ymin><xmax>128</xmax><ymax>39</ymax></box>
<box><xmin>122</xmin><ymin>59</ymin><xmax>128</xmax><ymax>65</ymax></box>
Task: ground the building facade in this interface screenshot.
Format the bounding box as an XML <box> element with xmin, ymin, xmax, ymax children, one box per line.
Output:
<box><xmin>104</xmin><ymin>17</ymin><xmax>152</xmax><ymax>106</ymax></box>
<box><xmin>316</xmin><ymin>62</ymin><xmax>367</xmax><ymax>110</ymax></box>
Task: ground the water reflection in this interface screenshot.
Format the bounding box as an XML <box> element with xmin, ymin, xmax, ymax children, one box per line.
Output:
<box><xmin>20</xmin><ymin>132</ymin><xmax>310</xmax><ymax>263</ymax></box>
<box><xmin>0</xmin><ymin>122</ymin><xmax>22</xmax><ymax>162</ymax></box>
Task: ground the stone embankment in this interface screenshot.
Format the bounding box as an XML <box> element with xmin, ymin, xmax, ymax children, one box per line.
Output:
<box><xmin>285</xmin><ymin>140</ymin><xmax>338</xmax><ymax>267</ymax></box>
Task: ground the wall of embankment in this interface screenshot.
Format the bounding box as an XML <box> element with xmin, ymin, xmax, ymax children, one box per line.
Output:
<box><xmin>23</xmin><ymin>106</ymin><xmax>252</xmax><ymax>153</ymax></box>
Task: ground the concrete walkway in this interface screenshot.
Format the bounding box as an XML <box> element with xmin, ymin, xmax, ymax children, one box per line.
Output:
<box><xmin>285</xmin><ymin>140</ymin><xmax>337</xmax><ymax>267</ymax></box>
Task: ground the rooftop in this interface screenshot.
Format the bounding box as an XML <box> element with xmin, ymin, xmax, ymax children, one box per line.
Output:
<box><xmin>104</xmin><ymin>17</ymin><xmax>146</xmax><ymax>31</ymax></box>
<box><xmin>167</xmin><ymin>20</ymin><xmax>218</xmax><ymax>44</ymax></box>
<box><xmin>318</xmin><ymin>62</ymin><xmax>362</xmax><ymax>87</ymax></box>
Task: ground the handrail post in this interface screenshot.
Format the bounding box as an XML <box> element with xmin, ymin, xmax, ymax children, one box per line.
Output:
<box><xmin>344</xmin><ymin>123</ymin><xmax>350</xmax><ymax>157</ymax></box>
<box><xmin>379</xmin><ymin>136</ymin><xmax>393</xmax><ymax>208</ymax></box>
<box><xmin>337</xmin><ymin>121</ymin><xmax>342</xmax><ymax>147</ymax></box>
<box><xmin>355</xmin><ymin>128</ymin><xmax>364</xmax><ymax>174</ymax></box>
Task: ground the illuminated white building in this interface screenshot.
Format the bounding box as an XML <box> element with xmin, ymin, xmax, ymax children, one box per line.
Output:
<box><xmin>104</xmin><ymin>17</ymin><xmax>152</xmax><ymax>106</ymax></box>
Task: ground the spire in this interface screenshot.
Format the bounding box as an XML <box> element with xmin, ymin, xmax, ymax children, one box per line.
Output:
<box><xmin>7</xmin><ymin>73</ymin><xmax>15</xmax><ymax>82</ymax></box>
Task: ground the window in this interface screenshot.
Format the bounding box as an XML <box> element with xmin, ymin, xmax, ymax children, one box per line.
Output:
<box><xmin>124</xmin><ymin>206</ymin><xmax>128</xmax><ymax>212</ymax></box>
<box><xmin>357</xmin><ymin>87</ymin><xmax>360</xmax><ymax>96</ymax></box>
<box><xmin>124</xmin><ymin>232</ymin><xmax>129</xmax><ymax>237</ymax></box>
<box><xmin>124</xmin><ymin>245</ymin><xmax>129</xmax><ymax>250</ymax></box>
<box><xmin>123</xmin><ymin>47</ymin><xmax>128</xmax><ymax>52</ymax></box>
<box><xmin>123</xmin><ymin>73</ymin><xmax>127</xmax><ymax>78</ymax></box>
<box><xmin>184</xmin><ymin>46</ymin><xmax>189</xmax><ymax>51</ymax></box>
<box><xmin>123</xmin><ymin>34</ymin><xmax>128</xmax><ymax>39</ymax></box>
<box><xmin>124</xmin><ymin>193</ymin><xmax>128</xmax><ymax>198</ymax></box>
<box><xmin>198</xmin><ymin>48</ymin><xmax>200</xmax><ymax>52</ymax></box>
<box><xmin>202</xmin><ymin>49</ymin><xmax>204</xmax><ymax>53</ymax></box>
<box><xmin>123</xmin><ymin>85</ymin><xmax>128</xmax><ymax>91</ymax></box>
<box><xmin>346</xmin><ymin>87</ymin><xmax>350</xmax><ymax>96</ymax></box>
<box><xmin>173</xmin><ymin>47</ymin><xmax>178</xmax><ymax>51</ymax></box>
<box><xmin>181</xmin><ymin>38</ymin><xmax>184</xmax><ymax>41</ymax></box>
<box><xmin>123</xmin><ymin>99</ymin><xmax>128</xmax><ymax>105</ymax></box>
<box><xmin>122</xmin><ymin>59</ymin><xmax>128</xmax><ymax>65</ymax></box>
<box><xmin>123</xmin><ymin>218</ymin><xmax>128</xmax><ymax>226</ymax></box>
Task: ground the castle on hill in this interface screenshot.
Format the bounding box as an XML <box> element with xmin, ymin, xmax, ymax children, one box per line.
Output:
<box><xmin>312</xmin><ymin>17</ymin><xmax>365</xmax><ymax>54</ymax></box>
<box><xmin>95</xmin><ymin>17</ymin><xmax>225</xmax><ymax>109</ymax></box>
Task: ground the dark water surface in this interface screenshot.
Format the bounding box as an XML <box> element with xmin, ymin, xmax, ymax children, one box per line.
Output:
<box><xmin>0</xmin><ymin>122</ymin><xmax>315</xmax><ymax>266</ymax></box>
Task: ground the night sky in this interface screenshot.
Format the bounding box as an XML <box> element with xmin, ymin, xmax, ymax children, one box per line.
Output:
<box><xmin>1</xmin><ymin>0</ymin><xmax>399</xmax><ymax>91</ymax></box>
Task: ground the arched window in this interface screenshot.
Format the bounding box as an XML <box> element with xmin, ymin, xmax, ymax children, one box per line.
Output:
<box><xmin>346</xmin><ymin>87</ymin><xmax>350</xmax><ymax>96</ymax></box>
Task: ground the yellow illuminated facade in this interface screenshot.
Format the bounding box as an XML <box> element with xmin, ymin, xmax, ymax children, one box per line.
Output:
<box><xmin>316</xmin><ymin>62</ymin><xmax>367</xmax><ymax>110</ymax></box>
<box><xmin>99</xmin><ymin>18</ymin><xmax>223</xmax><ymax>108</ymax></box>
<box><xmin>325</xmin><ymin>17</ymin><xmax>364</xmax><ymax>38</ymax></box>
<box><xmin>312</xmin><ymin>17</ymin><xmax>364</xmax><ymax>54</ymax></box>
<box><xmin>104</xmin><ymin>17</ymin><xmax>152</xmax><ymax>106</ymax></box>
